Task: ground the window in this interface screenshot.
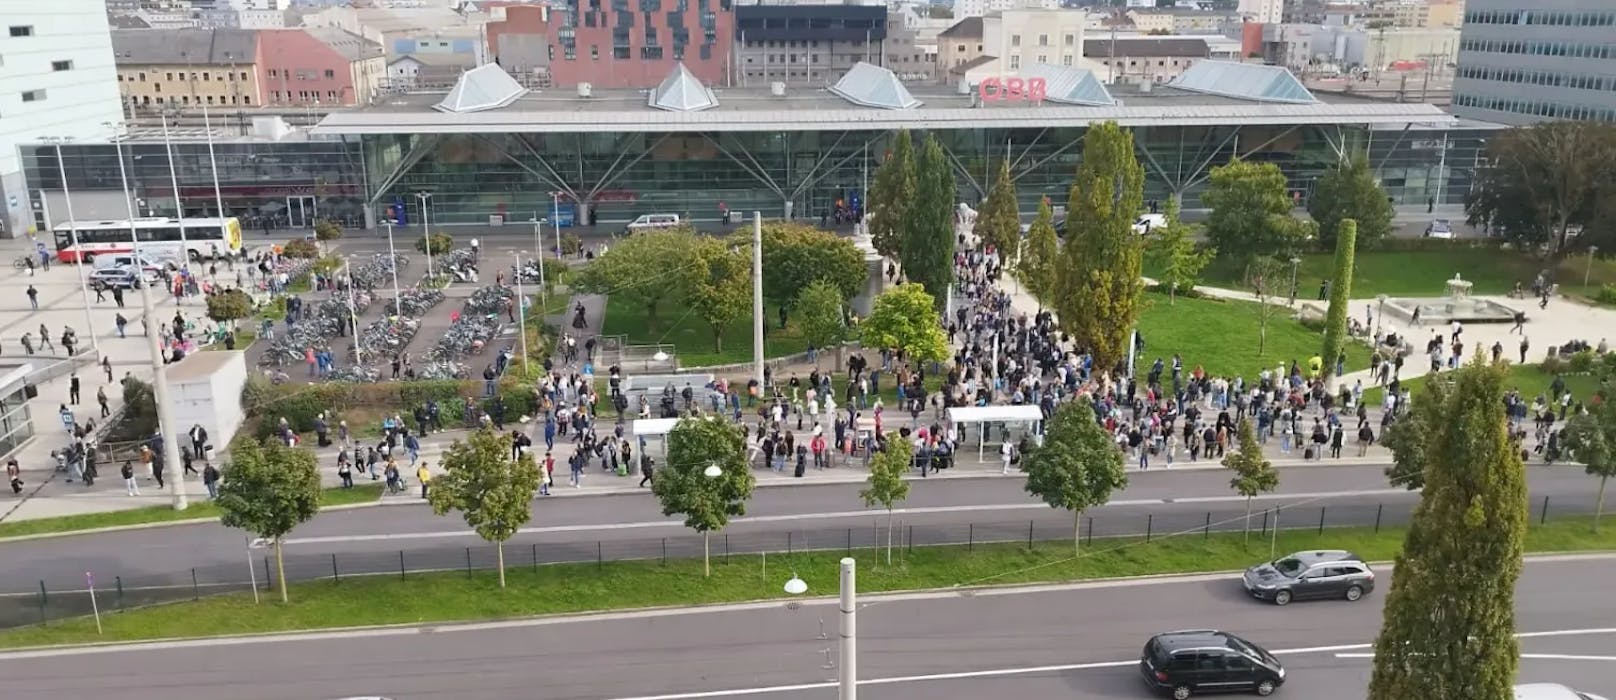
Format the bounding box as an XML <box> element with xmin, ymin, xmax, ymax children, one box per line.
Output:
<box><xmin>324</xmin><ymin>69</ymin><xmax>335</xmax><ymax>79</ymax></box>
<box><xmin>1038</xmin><ymin>34</ymin><xmax>1048</xmax><ymax>46</ymax></box>
<box><xmin>51</xmin><ymin>60</ymin><xmax>73</xmax><ymax>71</ymax></box>
<box><xmin>1065</xmin><ymin>33</ymin><xmax>1074</xmax><ymax>46</ymax></box>
<box><xmin>1037</xmin><ymin>55</ymin><xmax>1046</xmax><ymax>64</ymax></box>
<box><xmin>1222</xmin><ymin>654</ymin><xmax>1253</xmax><ymax>671</ymax></box>
<box><xmin>1062</xmin><ymin>55</ymin><xmax>1072</xmax><ymax>66</ymax></box>
<box><xmin>8</xmin><ymin>26</ymin><xmax>33</xmax><ymax>37</ymax></box>
<box><xmin>138</xmin><ymin>72</ymin><xmax>146</xmax><ymax>81</ymax></box>
<box><xmin>166</xmin><ymin>72</ymin><xmax>175</xmax><ymax>81</ymax></box>
<box><xmin>1010</xmin><ymin>34</ymin><xmax>1020</xmax><ymax>47</ymax></box>
<box><xmin>1009</xmin><ymin>55</ymin><xmax>1020</xmax><ymax>69</ymax></box>
<box><xmin>591</xmin><ymin>44</ymin><xmax>600</xmax><ymax>60</ymax></box>
<box><xmin>21</xmin><ymin>90</ymin><xmax>45</xmax><ymax>102</ymax></box>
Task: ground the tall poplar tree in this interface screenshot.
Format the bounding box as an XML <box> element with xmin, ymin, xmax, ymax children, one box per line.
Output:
<box><xmin>1054</xmin><ymin>121</ymin><xmax>1145</xmax><ymax>369</ymax></box>
<box><xmin>902</xmin><ymin>133</ymin><xmax>958</xmax><ymax>309</ymax></box>
<box><xmin>1014</xmin><ymin>198</ymin><xmax>1060</xmax><ymax>310</ymax></box>
<box><xmin>973</xmin><ymin>159</ymin><xmax>1020</xmax><ymax>254</ymax></box>
<box><xmin>867</xmin><ymin>130</ymin><xmax>916</xmax><ymax>259</ymax></box>
<box><xmin>1368</xmin><ymin>358</ymin><xmax>1528</xmax><ymax>700</ymax></box>
<box><xmin>1319</xmin><ymin>218</ymin><xmax>1357</xmax><ymax>388</ymax></box>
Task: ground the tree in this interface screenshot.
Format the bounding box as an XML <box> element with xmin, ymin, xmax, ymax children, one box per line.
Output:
<box><xmin>215</xmin><ymin>440</ymin><xmax>322</xmax><ymax>602</ymax></box>
<box><xmin>426</xmin><ymin>429</ymin><xmax>542</xmax><ymax>588</ymax></box>
<box><xmin>313</xmin><ymin>218</ymin><xmax>343</xmax><ymax>243</ymax></box>
<box><xmin>281</xmin><ymin>238</ymin><xmax>319</xmax><ymax>259</ymax></box>
<box><xmin>1202</xmin><ymin>159</ymin><xmax>1311</xmax><ymax>267</ymax></box>
<box><xmin>859</xmin><ymin>283</ymin><xmax>949</xmax><ymax>365</ymax></box>
<box><xmin>1319</xmin><ymin>218</ymin><xmax>1357</xmax><ymax>389</ymax></box>
<box><xmin>757</xmin><ymin>221</ymin><xmax>867</xmax><ymax>306</ymax></box>
<box><xmin>1561</xmin><ymin>400</ymin><xmax>1616</xmax><ymax>532</ymax></box>
<box><xmin>860</xmin><ymin>433</ymin><xmax>912</xmax><ymax>565</ymax></box>
<box><xmin>1307</xmin><ymin>153</ymin><xmax>1393</xmax><ymax>248</ymax></box>
<box><xmin>795</xmin><ymin>280</ymin><xmax>847</xmax><ymax>365</ymax></box>
<box><xmin>901</xmin><ymin>133</ymin><xmax>958</xmax><ymax>307</ymax></box>
<box><xmin>1053</xmin><ymin>121</ymin><xmax>1146</xmax><ymax>369</ymax></box>
<box><xmin>973</xmin><ymin>159</ymin><xmax>1020</xmax><ymax>254</ymax></box>
<box><xmin>1014</xmin><ymin>198</ymin><xmax>1059</xmax><ymax>310</ymax></box>
<box><xmin>1368</xmin><ymin>359</ymin><xmax>1527</xmax><ymax>700</ymax></box>
<box><xmin>205</xmin><ymin>288</ymin><xmax>254</xmax><ymax>327</ymax></box>
<box><xmin>651</xmin><ymin>416</ymin><xmax>756</xmax><ymax>577</ymax></box>
<box><xmin>572</xmin><ymin>227</ymin><xmax>697</xmax><ymax>331</ymax></box>
<box><xmin>686</xmin><ymin>237</ymin><xmax>752</xmax><ymax>352</ymax></box>
<box><xmin>1145</xmin><ymin>197</ymin><xmax>1213</xmax><ymax>304</ymax></box>
<box><xmin>867</xmin><ymin>130</ymin><xmax>916</xmax><ymax>259</ymax></box>
<box><xmin>1223</xmin><ymin>417</ymin><xmax>1279</xmax><ymax>546</ymax></box>
<box><xmin>1022</xmin><ymin>400</ymin><xmax>1127</xmax><ymax>554</ymax></box>
<box><xmin>1247</xmin><ymin>256</ymin><xmax>1289</xmax><ymax>356</ymax></box>
<box><xmin>1465</xmin><ymin>121</ymin><xmax>1616</xmax><ymax>257</ymax></box>
<box><xmin>415</xmin><ymin>232</ymin><xmax>452</xmax><ymax>255</ymax></box>
<box><xmin>1382</xmin><ymin>376</ymin><xmax>1451</xmax><ymax>491</ymax></box>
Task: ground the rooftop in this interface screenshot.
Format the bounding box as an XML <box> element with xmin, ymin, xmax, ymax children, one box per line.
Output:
<box><xmin>112</xmin><ymin>28</ymin><xmax>259</xmax><ymax>65</ymax></box>
<box><xmin>939</xmin><ymin>16</ymin><xmax>984</xmax><ymax>39</ymax></box>
<box><xmin>1084</xmin><ymin>38</ymin><xmax>1210</xmax><ymax>59</ymax></box>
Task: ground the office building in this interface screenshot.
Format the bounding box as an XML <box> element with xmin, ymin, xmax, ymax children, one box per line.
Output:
<box><xmin>1452</xmin><ymin>0</ymin><xmax>1616</xmax><ymax>124</ymax></box>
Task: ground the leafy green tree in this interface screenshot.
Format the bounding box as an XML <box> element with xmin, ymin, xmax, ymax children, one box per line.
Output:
<box><xmin>205</xmin><ymin>288</ymin><xmax>254</xmax><ymax>327</ymax></box>
<box><xmin>1223</xmin><ymin>417</ymin><xmax>1279</xmax><ymax>545</ymax></box>
<box><xmin>1014</xmin><ymin>198</ymin><xmax>1059</xmax><ymax>310</ymax></box>
<box><xmin>1202</xmin><ymin>159</ymin><xmax>1312</xmax><ymax>267</ymax></box>
<box><xmin>973</xmin><ymin>159</ymin><xmax>1020</xmax><ymax>254</ymax></box>
<box><xmin>686</xmin><ymin>237</ymin><xmax>752</xmax><ymax>352</ymax></box>
<box><xmin>427</xmin><ymin>429</ymin><xmax>542</xmax><ymax>588</ymax></box>
<box><xmin>281</xmin><ymin>238</ymin><xmax>319</xmax><ymax>259</ymax></box>
<box><xmin>1368</xmin><ymin>359</ymin><xmax>1527</xmax><ymax>700</ymax></box>
<box><xmin>1561</xmin><ymin>400</ymin><xmax>1616</xmax><ymax>531</ymax></box>
<box><xmin>1022</xmin><ymin>400</ymin><xmax>1128</xmax><ymax>554</ymax></box>
<box><xmin>651</xmin><ymin>416</ymin><xmax>756</xmax><ymax>577</ymax></box>
<box><xmin>414</xmin><ymin>232</ymin><xmax>452</xmax><ymax>255</ymax></box>
<box><xmin>1320</xmin><ymin>218</ymin><xmax>1357</xmax><ymax>388</ymax></box>
<box><xmin>215</xmin><ymin>440</ymin><xmax>322</xmax><ymax>603</ymax></box>
<box><xmin>901</xmin><ymin>133</ymin><xmax>958</xmax><ymax>307</ymax></box>
<box><xmin>859</xmin><ymin>283</ymin><xmax>950</xmax><ymax>365</ymax></box>
<box><xmin>1054</xmin><ymin>121</ymin><xmax>1146</xmax><ymax>369</ymax></box>
<box><xmin>1383</xmin><ymin>376</ymin><xmax>1450</xmax><ymax>491</ymax></box>
<box><xmin>1308</xmin><ymin>153</ymin><xmax>1393</xmax><ymax>248</ymax></box>
<box><xmin>795</xmin><ymin>280</ymin><xmax>847</xmax><ymax>366</ymax></box>
<box><xmin>1145</xmin><ymin>197</ymin><xmax>1213</xmax><ymax>304</ymax></box>
<box><xmin>1465</xmin><ymin>121</ymin><xmax>1616</xmax><ymax>256</ymax></box>
<box><xmin>313</xmin><ymin>218</ymin><xmax>343</xmax><ymax>242</ymax></box>
<box><xmin>757</xmin><ymin>221</ymin><xmax>867</xmax><ymax>306</ymax></box>
<box><xmin>860</xmin><ymin>433</ymin><xmax>912</xmax><ymax>565</ymax></box>
<box><xmin>867</xmin><ymin>130</ymin><xmax>916</xmax><ymax>259</ymax></box>
<box><xmin>572</xmin><ymin>227</ymin><xmax>697</xmax><ymax>331</ymax></box>
<box><xmin>1246</xmin><ymin>256</ymin><xmax>1289</xmax><ymax>356</ymax></box>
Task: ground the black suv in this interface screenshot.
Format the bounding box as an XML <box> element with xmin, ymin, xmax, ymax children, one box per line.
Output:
<box><xmin>1242</xmin><ymin>550</ymin><xmax>1376</xmax><ymax>606</ymax></box>
<box><xmin>1140</xmin><ymin>630</ymin><xmax>1285</xmax><ymax>699</ymax></box>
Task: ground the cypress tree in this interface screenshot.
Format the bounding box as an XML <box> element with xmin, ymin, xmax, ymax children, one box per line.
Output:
<box><xmin>973</xmin><ymin>159</ymin><xmax>1020</xmax><ymax>254</ymax></box>
<box><xmin>1054</xmin><ymin>121</ymin><xmax>1145</xmax><ymax>369</ymax></box>
<box><xmin>1320</xmin><ymin>218</ymin><xmax>1357</xmax><ymax>388</ymax></box>
<box><xmin>867</xmin><ymin>130</ymin><xmax>915</xmax><ymax>260</ymax></box>
<box><xmin>1368</xmin><ymin>358</ymin><xmax>1528</xmax><ymax>700</ymax></box>
<box><xmin>901</xmin><ymin>133</ymin><xmax>958</xmax><ymax>309</ymax></box>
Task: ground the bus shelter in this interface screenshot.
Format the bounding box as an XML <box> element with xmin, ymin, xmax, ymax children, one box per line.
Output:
<box><xmin>947</xmin><ymin>405</ymin><xmax>1044</xmax><ymax>461</ymax></box>
<box><xmin>630</xmin><ymin>417</ymin><xmax>680</xmax><ymax>457</ymax></box>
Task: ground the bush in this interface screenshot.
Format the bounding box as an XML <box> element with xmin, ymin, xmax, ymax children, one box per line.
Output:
<box><xmin>311</xmin><ymin>255</ymin><xmax>343</xmax><ymax>275</ymax></box>
<box><xmin>1541</xmin><ymin>354</ymin><xmax>1566</xmax><ymax>375</ymax></box>
<box><xmin>240</xmin><ymin>376</ymin><xmax>544</xmax><ymax>440</ymax></box>
<box><xmin>313</xmin><ymin>219</ymin><xmax>343</xmax><ymax>242</ymax></box>
<box><xmin>560</xmin><ymin>232</ymin><xmax>583</xmax><ymax>256</ymax></box>
<box><xmin>205</xmin><ymin>288</ymin><xmax>254</xmax><ymax>324</ymax></box>
<box><xmin>416</xmin><ymin>232</ymin><xmax>453</xmax><ymax>255</ymax></box>
<box><xmin>1596</xmin><ymin>284</ymin><xmax>1616</xmax><ymax>306</ymax></box>
<box><xmin>1568</xmin><ymin>349</ymin><xmax>1597</xmax><ymax>373</ymax></box>
<box><xmin>1348</xmin><ymin>237</ymin><xmax>1507</xmax><ymax>254</ymax></box>
<box><xmin>282</xmin><ymin>238</ymin><xmax>320</xmax><ymax>259</ymax></box>
<box><xmin>112</xmin><ymin>378</ymin><xmax>159</xmax><ymax>442</ymax></box>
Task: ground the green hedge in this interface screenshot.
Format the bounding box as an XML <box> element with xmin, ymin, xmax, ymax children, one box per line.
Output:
<box><xmin>241</xmin><ymin>377</ymin><xmax>541</xmax><ymax>439</ymax></box>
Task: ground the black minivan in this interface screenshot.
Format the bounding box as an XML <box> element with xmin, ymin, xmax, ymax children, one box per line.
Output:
<box><xmin>1140</xmin><ymin>630</ymin><xmax>1286</xmax><ymax>699</ymax></box>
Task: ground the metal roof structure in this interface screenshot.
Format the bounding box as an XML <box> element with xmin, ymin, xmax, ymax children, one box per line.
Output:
<box><xmin>649</xmin><ymin>63</ymin><xmax>719</xmax><ymax>112</ymax></box>
<box><xmin>1169</xmin><ymin>61</ymin><xmax>1318</xmax><ymax>104</ymax></box>
<box><xmin>434</xmin><ymin>63</ymin><xmax>529</xmax><ymax>113</ymax></box>
<box><xmin>1022</xmin><ymin>63</ymin><xmax>1114</xmax><ymax>106</ymax></box>
<box><xmin>828</xmin><ymin>62</ymin><xmax>922</xmax><ymax>110</ymax></box>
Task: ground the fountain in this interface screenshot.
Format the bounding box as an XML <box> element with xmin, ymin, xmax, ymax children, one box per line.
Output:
<box><xmin>1382</xmin><ymin>273</ymin><xmax>1520</xmax><ymax>325</ymax></box>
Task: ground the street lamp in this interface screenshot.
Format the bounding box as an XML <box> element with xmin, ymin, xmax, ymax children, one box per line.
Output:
<box><xmin>527</xmin><ymin>216</ymin><xmax>548</xmax><ymax>302</ymax></box>
<box><xmin>381</xmin><ymin>219</ymin><xmax>402</xmax><ymax>308</ymax></box>
<box><xmin>197</xmin><ymin>52</ymin><xmax>230</xmax><ymax>231</ymax></box>
<box><xmin>1288</xmin><ymin>257</ymin><xmax>1301</xmax><ymax>306</ymax></box>
<box><xmin>344</xmin><ymin>255</ymin><xmax>363</xmax><ymax>368</ymax></box>
<box><xmin>782</xmin><ymin>559</ymin><xmax>858</xmax><ymax>700</ymax></box>
<box><xmin>1587</xmin><ymin>246</ymin><xmax>1600</xmax><ymax>286</ymax></box>
<box><xmin>158</xmin><ymin>108</ymin><xmax>191</xmax><ymax>270</ymax></box>
<box><xmin>415</xmin><ymin>191</ymin><xmax>435</xmax><ymax>281</ymax></box>
<box><xmin>111</xmin><ymin>121</ymin><xmax>188</xmax><ymax>512</ymax></box>
<box><xmin>703</xmin><ymin>463</ymin><xmax>722</xmax><ymax>478</ymax></box>
<box><xmin>514</xmin><ymin>253</ymin><xmax>530</xmax><ymax>374</ymax></box>
<box><xmin>39</xmin><ymin>136</ymin><xmax>101</xmax><ymax>356</ymax></box>
<box><xmin>550</xmin><ymin>191</ymin><xmax>563</xmax><ymax>258</ymax></box>
<box><xmin>1375</xmin><ymin>294</ymin><xmax>1388</xmax><ymax>335</ymax></box>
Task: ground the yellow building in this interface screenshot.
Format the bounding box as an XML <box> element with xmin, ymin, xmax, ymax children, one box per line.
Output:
<box><xmin>936</xmin><ymin>16</ymin><xmax>986</xmax><ymax>79</ymax></box>
<box><xmin>112</xmin><ymin>28</ymin><xmax>264</xmax><ymax>112</ymax></box>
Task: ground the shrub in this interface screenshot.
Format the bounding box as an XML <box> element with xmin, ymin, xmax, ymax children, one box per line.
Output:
<box><xmin>416</xmin><ymin>232</ymin><xmax>453</xmax><ymax>255</ymax></box>
<box><xmin>1541</xmin><ymin>354</ymin><xmax>1566</xmax><ymax>375</ymax></box>
<box><xmin>1596</xmin><ymin>284</ymin><xmax>1616</xmax><ymax>306</ymax></box>
<box><xmin>282</xmin><ymin>238</ymin><xmax>320</xmax><ymax>259</ymax></box>
<box><xmin>205</xmin><ymin>288</ymin><xmax>254</xmax><ymax>324</ymax></box>
<box><xmin>1568</xmin><ymin>349</ymin><xmax>1597</xmax><ymax>373</ymax></box>
<box><xmin>312</xmin><ymin>255</ymin><xmax>343</xmax><ymax>275</ymax></box>
<box><xmin>560</xmin><ymin>232</ymin><xmax>583</xmax><ymax>256</ymax></box>
<box><xmin>240</xmin><ymin>377</ymin><xmax>544</xmax><ymax>440</ymax></box>
<box><xmin>313</xmin><ymin>219</ymin><xmax>343</xmax><ymax>242</ymax></box>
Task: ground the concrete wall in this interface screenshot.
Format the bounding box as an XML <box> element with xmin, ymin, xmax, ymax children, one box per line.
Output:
<box><xmin>169</xmin><ymin>351</ymin><xmax>248</xmax><ymax>456</ymax></box>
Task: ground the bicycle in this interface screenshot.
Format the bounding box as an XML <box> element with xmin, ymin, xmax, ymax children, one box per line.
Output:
<box><xmin>14</xmin><ymin>255</ymin><xmax>35</xmax><ymax>270</ymax></box>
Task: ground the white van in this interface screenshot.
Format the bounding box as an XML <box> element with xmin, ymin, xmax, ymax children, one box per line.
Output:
<box><xmin>1133</xmin><ymin>214</ymin><xmax>1167</xmax><ymax>234</ymax></box>
<box><xmin>626</xmin><ymin>213</ymin><xmax>681</xmax><ymax>232</ymax></box>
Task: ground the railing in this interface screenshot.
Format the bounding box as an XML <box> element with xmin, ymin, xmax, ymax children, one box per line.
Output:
<box><xmin>0</xmin><ymin>494</ymin><xmax>1598</xmax><ymax>630</ymax></box>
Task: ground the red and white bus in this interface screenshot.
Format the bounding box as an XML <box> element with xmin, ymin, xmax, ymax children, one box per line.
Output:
<box><xmin>53</xmin><ymin>217</ymin><xmax>244</xmax><ymax>264</ymax></box>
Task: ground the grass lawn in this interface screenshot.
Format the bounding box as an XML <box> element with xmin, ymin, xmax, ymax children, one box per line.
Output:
<box><xmin>1162</xmin><ymin>249</ymin><xmax>1616</xmax><ymax>301</ymax></box>
<box><xmin>1134</xmin><ymin>292</ymin><xmax>1368</xmax><ymax>384</ymax></box>
<box><xmin>3</xmin><ymin>516</ymin><xmax>1613</xmax><ymax>648</ymax></box>
<box><xmin>0</xmin><ymin>484</ymin><xmax>383</xmax><ymax>540</ymax></box>
<box><xmin>601</xmin><ymin>295</ymin><xmax>811</xmax><ymax>368</ymax></box>
<box><xmin>1362</xmin><ymin>362</ymin><xmax>1613</xmax><ymax>407</ymax></box>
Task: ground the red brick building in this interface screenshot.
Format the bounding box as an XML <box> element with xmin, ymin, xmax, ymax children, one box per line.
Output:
<box><xmin>486</xmin><ymin>1</ymin><xmax>734</xmax><ymax>89</ymax></box>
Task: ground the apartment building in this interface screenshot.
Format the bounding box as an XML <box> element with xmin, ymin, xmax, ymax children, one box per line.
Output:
<box><xmin>113</xmin><ymin>27</ymin><xmax>384</xmax><ymax>111</ymax></box>
<box><xmin>485</xmin><ymin>2</ymin><xmax>733</xmax><ymax>89</ymax></box>
<box><xmin>1084</xmin><ymin>37</ymin><xmax>1211</xmax><ymax>83</ymax></box>
<box><xmin>733</xmin><ymin>5</ymin><xmax>887</xmax><ymax>85</ymax></box>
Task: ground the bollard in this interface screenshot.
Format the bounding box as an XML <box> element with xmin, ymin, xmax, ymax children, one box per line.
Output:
<box><xmin>968</xmin><ymin>523</ymin><xmax>974</xmax><ymax>551</ymax></box>
<box><xmin>37</xmin><ymin>581</ymin><xmax>47</xmax><ymax>626</ymax></box>
<box><xmin>532</xmin><ymin>543</ymin><xmax>539</xmax><ymax>573</ymax></box>
<box><xmin>1204</xmin><ymin>512</ymin><xmax>1212</xmax><ymax>539</ymax></box>
<box><xmin>1027</xmin><ymin>520</ymin><xmax>1035</xmax><ymax>548</ymax></box>
<box><xmin>1146</xmin><ymin>514</ymin><xmax>1153</xmax><ymax>542</ymax></box>
<box><xmin>1318</xmin><ymin>507</ymin><xmax>1326</xmax><ymax>535</ymax></box>
<box><xmin>331</xmin><ymin>554</ymin><xmax>341</xmax><ymax>582</ymax></box>
<box><xmin>192</xmin><ymin>568</ymin><xmax>200</xmax><ymax>601</ymax></box>
<box><xmin>1374</xmin><ymin>504</ymin><xmax>1383</xmax><ymax>533</ymax></box>
<box><xmin>400</xmin><ymin>551</ymin><xmax>407</xmax><ymax>581</ymax></box>
<box><xmin>1541</xmin><ymin>495</ymin><xmax>1550</xmax><ymax>525</ymax></box>
<box><xmin>465</xmin><ymin>547</ymin><xmax>473</xmax><ymax>578</ymax></box>
<box><xmin>115</xmin><ymin>576</ymin><xmax>125</xmax><ymax>611</ymax></box>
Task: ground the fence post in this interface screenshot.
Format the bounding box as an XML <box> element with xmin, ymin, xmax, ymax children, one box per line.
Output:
<box><xmin>465</xmin><ymin>547</ymin><xmax>473</xmax><ymax>578</ymax></box>
<box><xmin>787</xmin><ymin>532</ymin><xmax>793</xmax><ymax>555</ymax></box>
<box><xmin>331</xmin><ymin>554</ymin><xmax>341</xmax><ymax>582</ymax></box>
<box><xmin>597</xmin><ymin>541</ymin><xmax>603</xmax><ymax>570</ymax></box>
<box><xmin>1261</xmin><ymin>509</ymin><xmax>1270</xmax><ymax>536</ymax></box>
<box><xmin>1541</xmin><ymin>495</ymin><xmax>1550</xmax><ymax>525</ymax></box>
<box><xmin>968</xmin><ymin>523</ymin><xmax>974</xmax><ymax>551</ymax></box>
<box><xmin>400</xmin><ymin>551</ymin><xmax>407</xmax><ymax>581</ymax></box>
<box><xmin>725</xmin><ymin>534</ymin><xmax>731</xmax><ymax>564</ymax></box>
<box><xmin>1374</xmin><ymin>504</ymin><xmax>1383</xmax><ymax>533</ymax></box>
<box><xmin>1086</xmin><ymin>517</ymin><xmax>1093</xmax><ymax>547</ymax></box>
<box><xmin>846</xmin><ymin>528</ymin><xmax>852</xmax><ymax>554</ymax></box>
<box><xmin>37</xmin><ymin>581</ymin><xmax>47</xmax><ymax>626</ymax></box>
<box><xmin>661</xmin><ymin>538</ymin><xmax>667</xmax><ymax>566</ymax></box>
<box><xmin>907</xmin><ymin>525</ymin><xmax>914</xmax><ymax>553</ymax></box>
<box><xmin>264</xmin><ymin>556</ymin><xmax>272</xmax><ymax>591</ymax></box>
<box><xmin>1146</xmin><ymin>514</ymin><xmax>1153</xmax><ymax>543</ymax></box>
<box><xmin>1318</xmin><ymin>507</ymin><xmax>1326</xmax><ymax>535</ymax></box>
<box><xmin>191</xmin><ymin>568</ymin><xmax>200</xmax><ymax>601</ymax></box>
<box><xmin>1027</xmin><ymin>520</ymin><xmax>1035</xmax><ymax>548</ymax></box>
<box><xmin>1204</xmin><ymin>512</ymin><xmax>1212</xmax><ymax>539</ymax></box>
<box><xmin>115</xmin><ymin>576</ymin><xmax>124</xmax><ymax>611</ymax></box>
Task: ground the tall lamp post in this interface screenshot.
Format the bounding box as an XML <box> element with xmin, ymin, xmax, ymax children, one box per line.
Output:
<box><xmin>1288</xmin><ymin>257</ymin><xmax>1301</xmax><ymax>306</ymax></box>
<box><xmin>1375</xmin><ymin>294</ymin><xmax>1388</xmax><ymax>335</ymax></box>
<box><xmin>782</xmin><ymin>558</ymin><xmax>858</xmax><ymax>700</ymax></box>
<box><xmin>111</xmin><ymin>122</ymin><xmax>188</xmax><ymax>511</ymax></box>
<box><xmin>514</xmin><ymin>253</ymin><xmax>530</xmax><ymax>372</ymax></box>
<box><xmin>415</xmin><ymin>191</ymin><xmax>434</xmax><ymax>280</ymax></box>
<box><xmin>550</xmin><ymin>191</ymin><xmax>563</xmax><ymax>258</ymax></box>
<box><xmin>381</xmin><ymin>219</ymin><xmax>402</xmax><ymax>306</ymax></box>
<box><xmin>752</xmin><ymin>212</ymin><xmax>764</xmax><ymax>393</ymax></box>
<box><xmin>198</xmin><ymin>53</ymin><xmax>230</xmax><ymax>231</ymax></box>
<box><xmin>159</xmin><ymin>108</ymin><xmax>191</xmax><ymax>270</ymax></box>
<box><xmin>527</xmin><ymin>216</ymin><xmax>548</xmax><ymax>302</ymax></box>
<box><xmin>1587</xmin><ymin>246</ymin><xmax>1600</xmax><ymax>286</ymax></box>
<box><xmin>39</xmin><ymin>136</ymin><xmax>101</xmax><ymax>356</ymax></box>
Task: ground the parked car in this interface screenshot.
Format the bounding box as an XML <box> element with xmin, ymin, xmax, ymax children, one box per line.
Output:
<box><xmin>1140</xmin><ymin>629</ymin><xmax>1285</xmax><ymax>699</ymax></box>
<box><xmin>1424</xmin><ymin>219</ymin><xmax>1454</xmax><ymax>238</ymax></box>
<box><xmin>626</xmin><ymin>213</ymin><xmax>681</xmax><ymax>232</ymax></box>
<box><xmin>88</xmin><ymin>267</ymin><xmax>143</xmax><ymax>290</ymax></box>
<box><xmin>1134</xmin><ymin>214</ymin><xmax>1168</xmax><ymax>234</ymax></box>
<box><xmin>1516</xmin><ymin>683</ymin><xmax>1610</xmax><ymax>700</ymax></box>
<box><xmin>1243</xmin><ymin>550</ymin><xmax>1376</xmax><ymax>606</ymax></box>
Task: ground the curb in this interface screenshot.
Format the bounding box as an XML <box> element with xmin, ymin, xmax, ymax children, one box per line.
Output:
<box><xmin>0</xmin><ymin>500</ymin><xmax>382</xmax><ymax>545</ymax></box>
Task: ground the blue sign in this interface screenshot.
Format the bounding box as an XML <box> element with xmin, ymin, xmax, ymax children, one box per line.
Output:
<box><xmin>551</xmin><ymin>203</ymin><xmax>577</xmax><ymax>228</ymax></box>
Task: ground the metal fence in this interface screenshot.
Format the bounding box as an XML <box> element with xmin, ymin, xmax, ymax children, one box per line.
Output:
<box><xmin>0</xmin><ymin>493</ymin><xmax>1597</xmax><ymax>630</ymax></box>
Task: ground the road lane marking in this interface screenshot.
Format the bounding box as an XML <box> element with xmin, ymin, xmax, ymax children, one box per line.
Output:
<box><xmin>281</xmin><ymin>489</ymin><xmax>1419</xmax><ymax>545</ymax></box>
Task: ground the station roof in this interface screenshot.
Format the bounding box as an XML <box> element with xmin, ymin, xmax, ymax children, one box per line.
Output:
<box><xmin>313</xmin><ymin>73</ymin><xmax>1455</xmax><ymax>135</ymax></box>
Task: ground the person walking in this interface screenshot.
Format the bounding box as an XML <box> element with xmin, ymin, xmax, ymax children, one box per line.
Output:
<box><xmin>26</xmin><ymin>285</ymin><xmax>38</xmax><ymax>311</ymax></box>
<box><xmin>101</xmin><ymin>356</ymin><xmax>113</xmax><ymax>383</ymax></box>
<box><xmin>121</xmin><ymin>461</ymin><xmax>140</xmax><ymax>497</ymax></box>
<box><xmin>6</xmin><ymin>458</ymin><xmax>21</xmax><ymax>495</ymax></box>
<box><xmin>68</xmin><ymin>372</ymin><xmax>81</xmax><ymax>405</ymax></box>
<box><xmin>639</xmin><ymin>455</ymin><xmax>654</xmax><ymax>487</ymax></box>
<box><xmin>416</xmin><ymin>461</ymin><xmax>432</xmax><ymax>499</ymax></box>
<box><xmin>38</xmin><ymin>325</ymin><xmax>53</xmax><ymax>353</ymax></box>
<box><xmin>540</xmin><ymin>452</ymin><xmax>554</xmax><ymax>496</ymax></box>
<box><xmin>202</xmin><ymin>462</ymin><xmax>221</xmax><ymax>499</ymax></box>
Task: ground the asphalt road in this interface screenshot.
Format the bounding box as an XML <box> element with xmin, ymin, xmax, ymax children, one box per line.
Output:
<box><xmin>0</xmin><ymin>463</ymin><xmax>1601</xmax><ymax>599</ymax></box>
<box><xmin>1</xmin><ymin>555</ymin><xmax>1611</xmax><ymax>700</ymax></box>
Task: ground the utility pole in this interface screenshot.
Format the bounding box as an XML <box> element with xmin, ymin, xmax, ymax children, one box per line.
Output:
<box><xmin>752</xmin><ymin>211</ymin><xmax>765</xmax><ymax>393</ymax></box>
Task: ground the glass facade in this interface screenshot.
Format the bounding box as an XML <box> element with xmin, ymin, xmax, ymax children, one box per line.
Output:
<box><xmin>24</xmin><ymin>122</ymin><xmax>1495</xmax><ymax>230</ymax></box>
<box><xmin>0</xmin><ymin>383</ymin><xmax>35</xmax><ymax>460</ymax></box>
